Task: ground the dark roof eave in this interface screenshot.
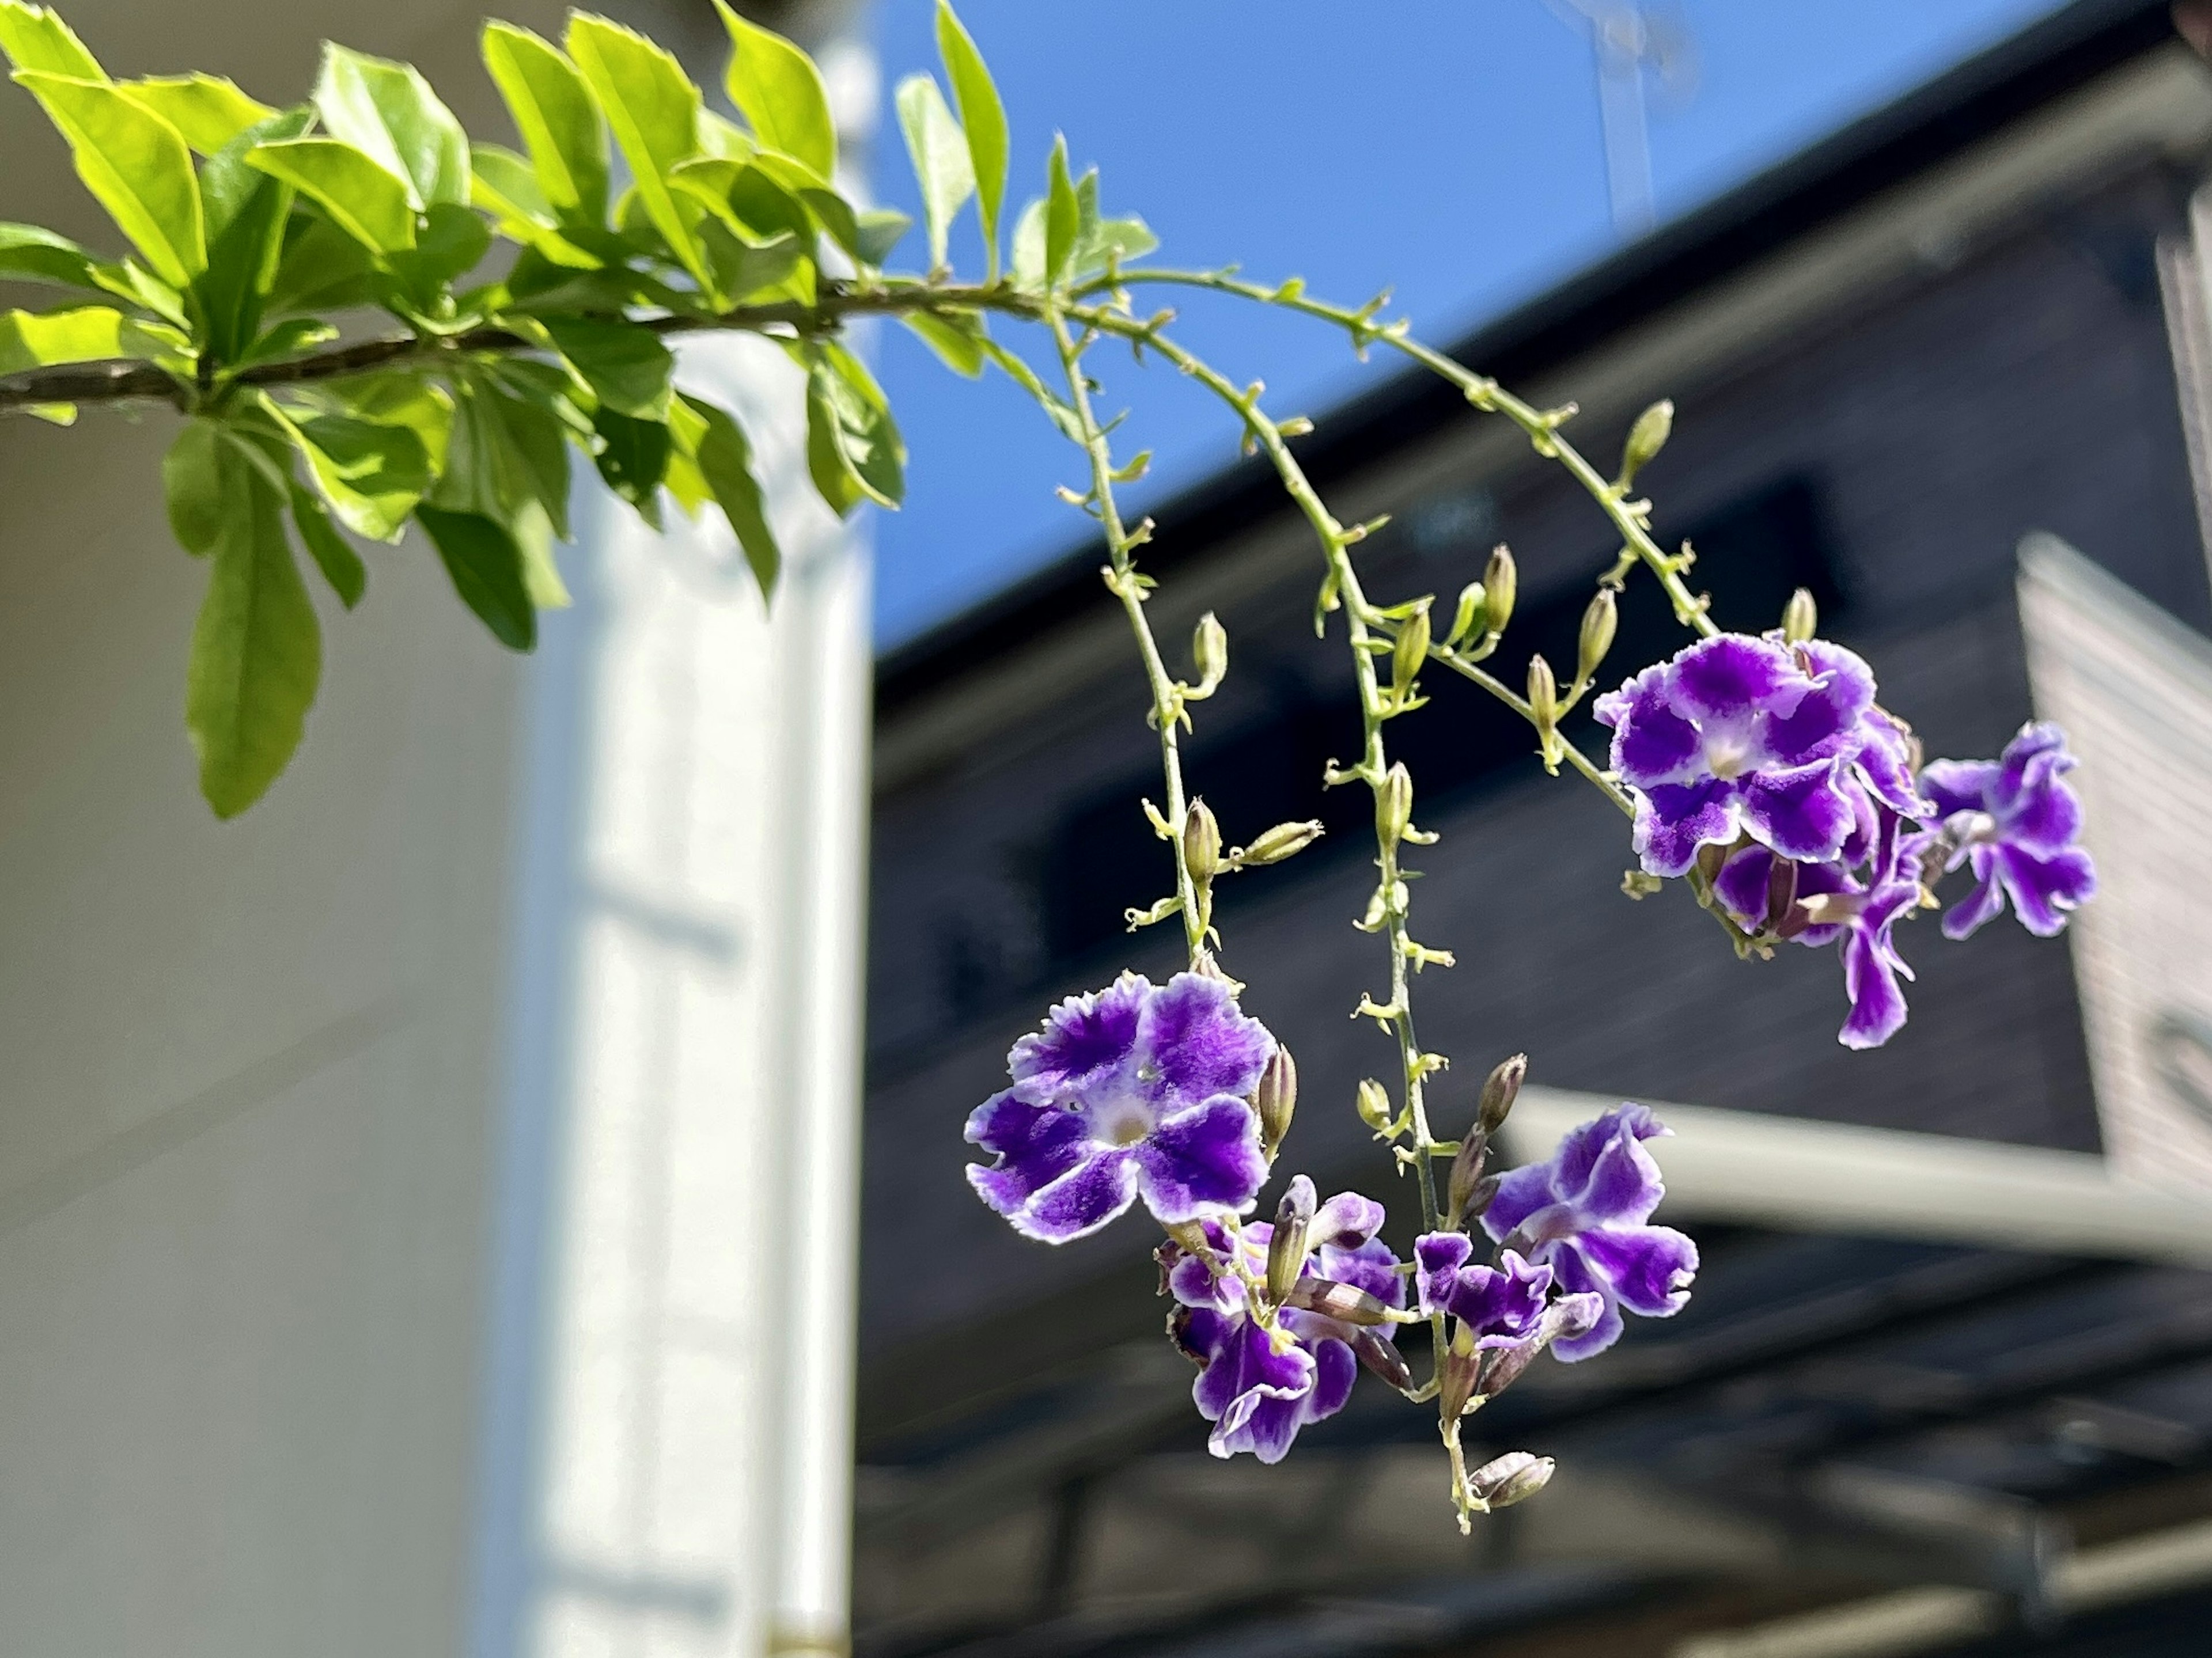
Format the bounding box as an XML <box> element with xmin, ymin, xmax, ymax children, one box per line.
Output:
<box><xmin>876</xmin><ymin>0</ymin><xmax>2179</xmax><ymax>716</ymax></box>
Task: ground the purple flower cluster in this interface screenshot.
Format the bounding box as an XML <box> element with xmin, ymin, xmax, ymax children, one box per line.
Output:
<box><xmin>1599</xmin><ymin>635</ymin><xmax>2096</xmax><ymax>1048</ymax></box>
<box><xmin>1163</xmin><ymin>1189</ymin><xmax>1403</xmax><ymax>1463</ymax></box>
<box><xmin>965</xmin><ymin>971</ymin><xmax>1272</xmax><ymax>1242</ymax></box>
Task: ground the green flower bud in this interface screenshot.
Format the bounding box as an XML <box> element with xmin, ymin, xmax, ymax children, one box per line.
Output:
<box><xmin>1234</xmin><ymin>819</ymin><xmax>1324</xmax><ymax>868</ymax></box>
<box><xmin>1376</xmin><ymin>762</ymin><xmax>1414</xmax><ymax>845</ymax></box>
<box><xmin>1577</xmin><ymin>588</ymin><xmax>1618</xmax><ymax>685</ymax></box>
<box><xmin>1445</xmin><ymin>580</ymin><xmax>1487</xmax><ymax>648</ymax></box>
<box><xmin>1483</xmin><ymin>545</ymin><xmax>1517</xmax><ymax>636</ymax></box>
<box><xmin>1255</xmin><ymin>1045</ymin><xmax>1297</xmax><ymax>1155</ymax></box>
<box><xmin>1391</xmin><ymin>604</ymin><xmax>1431</xmax><ymax>700</ymax></box>
<box><xmin>1782</xmin><ymin>587</ymin><xmax>1819</xmax><ymax>644</ymax></box>
<box><xmin>1183</xmin><ymin>799</ymin><xmax>1221</xmax><ymax>885</ymax></box>
<box><xmin>1526</xmin><ymin>656</ymin><xmax>1558</xmax><ymax>731</ymax></box>
<box><xmin>1440</xmin><ymin>1318</ymin><xmax>1481</xmax><ymax>1422</ymax></box>
<box><xmin>1356</xmin><ymin>1077</ymin><xmax>1395</xmax><ymax>1133</ymax></box>
<box><xmin>1266</xmin><ymin>1175</ymin><xmax>1315</xmax><ymax>1306</ymax></box>
<box><xmin>1191</xmin><ymin>610</ymin><xmax>1229</xmax><ymax>695</ymax></box>
<box><xmin>1619</xmin><ymin>398</ymin><xmax>1673</xmax><ymax>485</ymax></box>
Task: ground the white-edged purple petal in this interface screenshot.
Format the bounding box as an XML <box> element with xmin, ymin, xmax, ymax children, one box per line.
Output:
<box><xmin>1713</xmin><ymin>844</ymin><xmax>1777</xmax><ymax>932</ymax></box>
<box><xmin>1414</xmin><ymin>1231</ymin><xmax>1475</xmax><ymax>1315</ymax></box>
<box><xmin>1603</xmin><ymin>665</ymin><xmax>1703</xmax><ymax>787</ymax></box>
<box><xmin>1920</xmin><ymin>756</ymin><xmax>1999</xmax><ymax>819</ymax></box>
<box><xmin>1312</xmin><ymin>1190</ymin><xmax>1388</xmax><ymax>1250</ymax></box>
<box><xmin>1547</xmin><ymin>1246</ymin><xmax>1627</xmax><ymax>1363</ymax></box>
<box><xmin>1668</xmin><ymin>633</ymin><xmax>1812</xmax><ymax>724</ymax></box>
<box><xmin>964</xmin><ymin>1090</ymin><xmax>1092</xmax><ymax>1212</ymax></box>
<box><xmin>1132</xmin><ymin>1094</ymin><xmax>1267</xmax><ymax>1224</ymax></box>
<box><xmin>1563</xmin><ymin>1118</ymin><xmax>1668</xmax><ymax>1227</ymax></box>
<box><xmin>1994</xmin><ymin>844</ymin><xmax>2095</xmax><ymax>937</ymax></box>
<box><xmin>1738</xmin><ymin>759</ymin><xmax>1856</xmax><ymax>863</ymax></box>
<box><xmin>1634</xmin><ymin>778</ymin><xmax>1742</xmax><ymax>877</ymax></box>
<box><xmin>1480</xmin><ymin>1164</ymin><xmax>1562</xmax><ymax>1243</ymax></box>
<box><xmin>1317</xmin><ymin>1234</ymin><xmax>1406</xmax><ymax>1308</ymax></box>
<box><xmin>1577</xmin><ymin>1224</ymin><xmax>1698</xmax><ymax>1318</ymax></box>
<box><xmin>1007</xmin><ymin>972</ymin><xmax>1149</xmax><ymax>1106</ymax></box>
<box><xmin>1764</xmin><ymin>640</ymin><xmax>1875</xmax><ymax>764</ymax></box>
<box><xmin>1134</xmin><ymin>972</ymin><xmax>1275</xmax><ymax>1107</ymax></box>
<box><xmin>1839</xmin><ymin>921</ymin><xmax>1910</xmax><ymax>1050</ymax></box>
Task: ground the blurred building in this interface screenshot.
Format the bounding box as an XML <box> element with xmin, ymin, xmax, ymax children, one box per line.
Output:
<box><xmin>0</xmin><ymin>3</ymin><xmax>872</xmax><ymax>1656</ymax></box>
<box><xmin>860</xmin><ymin>2</ymin><xmax>2212</xmax><ymax>1654</ymax></box>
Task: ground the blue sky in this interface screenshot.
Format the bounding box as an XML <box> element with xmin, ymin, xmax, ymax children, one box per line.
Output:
<box><xmin>866</xmin><ymin>0</ymin><xmax>2069</xmax><ymax>648</ymax></box>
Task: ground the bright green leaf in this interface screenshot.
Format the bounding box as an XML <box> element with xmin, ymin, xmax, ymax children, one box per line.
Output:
<box><xmin>234</xmin><ymin>317</ymin><xmax>337</xmax><ymax>370</ymax></box>
<box><xmin>0</xmin><ymin>303</ymin><xmax>185</xmax><ymax>375</ymax></box>
<box><xmin>415</xmin><ymin>506</ymin><xmax>535</xmax><ymax>651</ymax></box>
<box><xmin>262</xmin><ymin>215</ymin><xmax>377</xmax><ymax>316</ymax></box>
<box><xmin>312</xmin><ymin>43</ymin><xmax>469</xmax><ymax>210</ymax></box>
<box><xmin>695</xmin><ymin>107</ymin><xmax>753</xmax><ymax>162</ymax></box>
<box><xmin>540</xmin><ymin>314</ymin><xmax>673</xmax><ymax>419</ymax></box>
<box><xmin>246</xmin><ymin>139</ymin><xmax>417</xmax><ymax>253</ymax></box>
<box><xmin>433</xmin><ymin>366</ymin><xmax>576</xmax><ymax>540</ymax></box>
<box><xmin>480</xmin><ymin>22</ymin><xmax>608</xmax><ymax>226</ymax></box>
<box><xmin>565</xmin><ymin>13</ymin><xmax>710</xmax><ymax>292</ymax></box>
<box><xmin>1044</xmin><ymin>135</ymin><xmax>1078</xmax><ymax>283</ymax></box>
<box><xmin>0</xmin><ymin>1</ymin><xmax>102</xmax><ymax>79</ymax></box>
<box><xmin>185</xmin><ymin>435</ymin><xmax>322</xmax><ymax>818</ymax></box>
<box><xmin>378</xmin><ymin>200</ymin><xmax>491</xmax><ymax>309</ymax></box>
<box><xmin>592</xmin><ymin>405</ymin><xmax>670</xmax><ymax>522</ymax></box>
<box><xmin>163</xmin><ymin>418</ymin><xmax>226</xmax><ymax>554</ymax></box>
<box><xmin>0</xmin><ymin>222</ymin><xmax>115</xmax><ymax>294</ymax></box>
<box><xmin>678</xmin><ymin>392</ymin><xmax>781</xmax><ymax>597</ymax></box>
<box><xmin>195</xmin><ymin>105</ymin><xmax>313</xmax><ymax>364</ymax></box>
<box><xmin>901</xmin><ymin>309</ymin><xmax>985</xmax><ymax>377</ymax></box>
<box><xmin>710</xmin><ymin>0</ymin><xmax>836</xmax><ymax>181</ymax></box>
<box><xmin>14</xmin><ymin>73</ymin><xmax>206</xmax><ymax>286</ymax></box>
<box><xmin>934</xmin><ymin>1</ymin><xmax>1006</xmax><ymax>278</ymax></box>
<box><xmin>854</xmin><ymin>207</ymin><xmax>911</xmax><ymax>268</ymax></box>
<box><xmin>803</xmin><ymin>339</ymin><xmax>903</xmax><ymax>515</ymax></box>
<box><xmin>119</xmin><ymin>74</ymin><xmax>273</xmax><ymax>155</ymax></box>
<box><xmin>1010</xmin><ymin>196</ymin><xmax>1044</xmax><ymax>289</ymax></box>
<box><xmin>266</xmin><ymin>400</ymin><xmax>435</xmax><ymax>541</ymax></box>
<box><xmin>288</xmin><ymin>479</ymin><xmax>366</xmax><ymax>608</ymax></box>
<box><xmin>471</xmin><ymin>141</ymin><xmax>552</xmax><ymax>226</ymax></box>
<box><xmin>896</xmin><ymin>73</ymin><xmax>972</xmax><ymax>270</ymax></box>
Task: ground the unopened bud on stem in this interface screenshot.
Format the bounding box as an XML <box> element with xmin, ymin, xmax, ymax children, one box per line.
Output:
<box><xmin>1467</xmin><ymin>1450</ymin><xmax>1554</xmax><ymax>1509</ymax></box>
<box><xmin>1618</xmin><ymin>399</ymin><xmax>1673</xmax><ymax>486</ymax></box>
<box><xmin>1782</xmin><ymin>587</ymin><xmax>1819</xmax><ymax>644</ymax></box>
<box><xmin>1183</xmin><ymin>799</ymin><xmax>1221</xmax><ymax>886</ymax></box>
<box><xmin>1391</xmin><ymin>604</ymin><xmax>1431</xmax><ymax>701</ymax></box>
<box><xmin>1483</xmin><ymin>545</ymin><xmax>1517</xmax><ymax>636</ymax></box>
<box><xmin>1478</xmin><ymin>1053</ymin><xmax>1527</xmax><ymax>1136</ymax></box>
<box><xmin>1577</xmin><ymin>588</ymin><xmax>1618</xmax><ymax>685</ymax></box>
<box><xmin>1266</xmin><ymin>1175</ymin><xmax>1315</xmax><ymax>1306</ymax></box>
<box><xmin>1356</xmin><ymin>1077</ymin><xmax>1396</xmax><ymax>1135</ymax></box>
<box><xmin>1234</xmin><ymin>819</ymin><xmax>1324</xmax><ymax>868</ymax></box>
<box><xmin>1190</xmin><ymin>611</ymin><xmax>1228</xmax><ymax>696</ymax></box>
<box><xmin>1376</xmin><ymin>763</ymin><xmax>1414</xmax><ymax>845</ymax></box>
<box><xmin>1256</xmin><ymin>1046</ymin><xmax>1297</xmax><ymax>1155</ymax></box>
<box><xmin>1445</xmin><ymin>581</ymin><xmax>1486</xmax><ymax>648</ymax></box>
<box><xmin>1446</xmin><ymin>1130</ymin><xmax>1488</xmax><ymax>1230</ymax></box>
<box><xmin>1440</xmin><ymin>1319</ymin><xmax>1481</xmax><ymax>1422</ymax></box>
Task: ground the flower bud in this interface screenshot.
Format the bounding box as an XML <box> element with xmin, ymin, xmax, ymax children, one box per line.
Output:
<box><xmin>1440</xmin><ymin>1319</ymin><xmax>1481</xmax><ymax>1421</ymax></box>
<box><xmin>1526</xmin><ymin>655</ymin><xmax>1558</xmax><ymax>725</ymax></box>
<box><xmin>1483</xmin><ymin>545</ymin><xmax>1517</xmax><ymax>636</ymax></box>
<box><xmin>1235</xmin><ymin>819</ymin><xmax>1324</xmax><ymax>868</ymax></box>
<box><xmin>1445</xmin><ymin>581</ymin><xmax>1486</xmax><ymax>648</ymax></box>
<box><xmin>1356</xmin><ymin>1077</ymin><xmax>1395</xmax><ymax>1133</ymax></box>
<box><xmin>1256</xmin><ymin>1045</ymin><xmax>1297</xmax><ymax>1155</ymax></box>
<box><xmin>1191</xmin><ymin>610</ymin><xmax>1229</xmax><ymax>695</ymax></box>
<box><xmin>1782</xmin><ymin>586</ymin><xmax>1819</xmax><ymax>644</ymax></box>
<box><xmin>1284</xmin><ymin>1276</ymin><xmax>1391</xmax><ymax>1325</ymax></box>
<box><xmin>1183</xmin><ymin>799</ymin><xmax>1221</xmax><ymax>886</ymax></box>
<box><xmin>1446</xmin><ymin>1130</ymin><xmax>1488</xmax><ymax>1230</ymax></box>
<box><xmin>1391</xmin><ymin>604</ymin><xmax>1431</xmax><ymax>700</ymax></box>
<box><xmin>1376</xmin><ymin>762</ymin><xmax>1413</xmax><ymax>845</ymax></box>
<box><xmin>1619</xmin><ymin>399</ymin><xmax>1673</xmax><ymax>487</ymax></box>
<box><xmin>1266</xmin><ymin>1175</ymin><xmax>1315</xmax><ymax>1306</ymax></box>
<box><xmin>1477</xmin><ymin>1053</ymin><xmax>1527</xmax><ymax>1136</ymax></box>
<box><xmin>1350</xmin><ymin>1326</ymin><xmax>1411</xmax><ymax>1391</ymax></box>
<box><xmin>1577</xmin><ymin>588</ymin><xmax>1617</xmax><ymax>684</ymax></box>
<box><xmin>1467</xmin><ymin>1450</ymin><xmax>1554</xmax><ymax>1509</ymax></box>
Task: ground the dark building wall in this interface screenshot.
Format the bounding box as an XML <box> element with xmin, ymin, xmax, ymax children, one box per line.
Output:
<box><xmin>860</xmin><ymin>150</ymin><xmax>2211</xmax><ymax>1360</ymax></box>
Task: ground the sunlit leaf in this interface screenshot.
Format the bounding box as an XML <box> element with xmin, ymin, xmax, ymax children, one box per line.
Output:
<box><xmin>896</xmin><ymin>73</ymin><xmax>972</xmax><ymax>270</ymax></box>
<box><xmin>263</xmin><ymin>394</ymin><xmax>435</xmax><ymax>541</ymax></box>
<box><xmin>592</xmin><ymin>405</ymin><xmax>670</xmax><ymax>522</ymax></box>
<box><xmin>246</xmin><ymin>138</ymin><xmax>417</xmax><ymax>254</ymax></box>
<box><xmin>185</xmin><ymin>432</ymin><xmax>322</xmax><ymax>818</ymax></box>
<box><xmin>711</xmin><ymin>0</ymin><xmax>835</xmax><ymax>181</ymax></box>
<box><xmin>541</xmin><ymin>314</ymin><xmax>673</xmax><ymax>419</ymax></box>
<box><xmin>15</xmin><ymin>72</ymin><xmax>206</xmax><ymax>286</ymax></box>
<box><xmin>415</xmin><ymin>506</ymin><xmax>535</xmax><ymax>650</ymax></box>
<box><xmin>565</xmin><ymin>13</ymin><xmax>710</xmax><ymax>292</ymax></box>
<box><xmin>163</xmin><ymin>417</ymin><xmax>226</xmax><ymax>555</ymax></box>
<box><xmin>195</xmin><ymin>105</ymin><xmax>313</xmax><ymax>363</ymax></box>
<box><xmin>288</xmin><ymin>478</ymin><xmax>366</xmax><ymax>608</ymax></box>
<box><xmin>480</xmin><ymin>22</ymin><xmax>608</xmax><ymax>226</ymax></box>
<box><xmin>312</xmin><ymin>43</ymin><xmax>469</xmax><ymax>211</ymax></box>
<box><xmin>934</xmin><ymin>1</ymin><xmax>1006</xmax><ymax>278</ymax></box>
<box><xmin>802</xmin><ymin>338</ymin><xmax>903</xmax><ymax>514</ymax></box>
<box><xmin>0</xmin><ymin>0</ymin><xmax>103</xmax><ymax>80</ymax></box>
<box><xmin>120</xmin><ymin>74</ymin><xmax>273</xmax><ymax>155</ymax></box>
<box><xmin>0</xmin><ymin>221</ymin><xmax>117</xmax><ymax>295</ymax></box>
<box><xmin>0</xmin><ymin>303</ymin><xmax>187</xmax><ymax>375</ymax></box>
<box><xmin>901</xmin><ymin>309</ymin><xmax>985</xmax><ymax>378</ymax></box>
<box><xmin>677</xmin><ymin>392</ymin><xmax>780</xmax><ymax>597</ymax></box>
<box><xmin>1044</xmin><ymin>135</ymin><xmax>1078</xmax><ymax>284</ymax></box>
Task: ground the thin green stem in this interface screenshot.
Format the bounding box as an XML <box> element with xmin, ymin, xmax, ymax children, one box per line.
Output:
<box><xmin>1042</xmin><ymin>303</ymin><xmax>1207</xmax><ymax>963</ymax></box>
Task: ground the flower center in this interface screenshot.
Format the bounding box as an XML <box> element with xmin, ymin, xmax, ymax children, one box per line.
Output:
<box><xmin>1703</xmin><ymin>732</ymin><xmax>1753</xmax><ymax>780</ymax></box>
<box><xmin>1108</xmin><ymin>1113</ymin><xmax>1151</xmax><ymax>1147</ymax></box>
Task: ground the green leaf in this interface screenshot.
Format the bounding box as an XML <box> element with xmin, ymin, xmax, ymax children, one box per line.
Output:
<box><xmin>698</xmin><ymin>221</ymin><xmax>807</xmax><ymax>303</ymax></box>
<box><xmin>470</xmin><ymin>141</ymin><xmax>552</xmax><ymax>227</ymax></box>
<box><xmin>901</xmin><ymin>309</ymin><xmax>985</xmax><ymax>377</ymax></box>
<box><xmin>855</xmin><ymin>208</ymin><xmax>911</xmax><ymax>268</ymax></box>
<box><xmin>694</xmin><ymin>107</ymin><xmax>753</xmax><ymax>162</ymax></box>
<box><xmin>262</xmin><ymin>215</ymin><xmax>376</xmax><ymax>315</ymax></box>
<box><xmin>320</xmin><ymin>371</ymin><xmax>456</xmax><ymax>473</ymax></box>
<box><xmin>288</xmin><ymin>479</ymin><xmax>366</xmax><ymax>608</ymax></box>
<box><xmin>378</xmin><ymin>200</ymin><xmax>491</xmax><ymax>308</ymax></box>
<box><xmin>480</xmin><ymin>23</ymin><xmax>608</xmax><ymax>226</ymax></box>
<box><xmin>186</xmin><ymin>434</ymin><xmax>322</xmax><ymax>818</ymax></box>
<box><xmin>677</xmin><ymin>392</ymin><xmax>780</xmax><ymax>597</ymax></box>
<box><xmin>0</xmin><ymin>303</ymin><xmax>185</xmax><ymax>375</ymax></box>
<box><xmin>0</xmin><ymin>1</ymin><xmax>102</xmax><ymax>79</ymax></box>
<box><xmin>434</xmin><ymin>366</ymin><xmax>575</xmax><ymax>540</ymax></box>
<box><xmin>1009</xmin><ymin>196</ymin><xmax>1044</xmax><ymax>289</ymax></box>
<box><xmin>0</xmin><ymin>221</ymin><xmax>115</xmax><ymax>294</ymax></box>
<box><xmin>592</xmin><ymin>405</ymin><xmax>670</xmax><ymax>522</ymax></box>
<box><xmin>1044</xmin><ymin>135</ymin><xmax>1078</xmax><ymax>283</ymax></box>
<box><xmin>710</xmin><ymin>0</ymin><xmax>836</xmax><ymax>181</ymax></box>
<box><xmin>1076</xmin><ymin>212</ymin><xmax>1157</xmax><ymax>276</ymax></box>
<box><xmin>564</xmin><ymin>13</ymin><xmax>709</xmax><ymax>291</ymax></box>
<box><xmin>245</xmin><ymin>139</ymin><xmax>416</xmax><ymax>254</ymax></box>
<box><xmin>233</xmin><ymin>317</ymin><xmax>336</xmax><ymax>370</ymax></box>
<box><xmin>164</xmin><ymin>418</ymin><xmax>226</xmax><ymax>554</ymax></box>
<box><xmin>977</xmin><ymin>334</ymin><xmax>1081</xmax><ymax>439</ymax></box>
<box><xmin>934</xmin><ymin>1</ymin><xmax>1006</xmax><ymax>279</ymax></box>
<box><xmin>803</xmin><ymin>339</ymin><xmax>903</xmax><ymax>515</ymax></box>
<box><xmin>14</xmin><ymin>73</ymin><xmax>205</xmax><ymax>287</ymax></box>
<box><xmin>266</xmin><ymin>400</ymin><xmax>435</xmax><ymax>541</ymax></box>
<box><xmin>312</xmin><ymin>44</ymin><xmax>468</xmax><ymax>211</ymax></box>
<box><xmin>896</xmin><ymin>73</ymin><xmax>972</xmax><ymax>270</ymax></box>
<box><xmin>195</xmin><ymin>105</ymin><xmax>313</xmax><ymax>364</ymax></box>
<box><xmin>540</xmin><ymin>315</ymin><xmax>673</xmax><ymax>419</ymax></box>
<box><xmin>119</xmin><ymin>74</ymin><xmax>273</xmax><ymax>155</ymax></box>
<box><xmin>415</xmin><ymin>506</ymin><xmax>535</xmax><ymax>651</ymax></box>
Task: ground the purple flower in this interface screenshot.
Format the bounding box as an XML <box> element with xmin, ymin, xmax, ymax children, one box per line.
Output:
<box><xmin>1413</xmin><ymin>1233</ymin><xmax>1552</xmax><ymax>1347</ymax></box>
<box><xmin>1594</xmin><ymin>633</ymin><xmax>1922</xmax><ymax>878</ymax></box>
<box><xmin>1166</xmin><ymin>1190</ymin><xmax>1402</xmax><ymax>1462</ymax></box>
<box><xmin>1481</xmin><ymin>1106</ymin><xmax>1698</xmax><ymax>1361</ymax></box>
<box><xmin>965</xmin><ymin>972</ymin><xmax>1273</xmax><ymax>1244</ymax></box>
<box><xmin>1715</xmin><ymin>806</ymin><xmax>1927</xmax><ymax>1049</ymax></box>
<box><xmin>1920</xmin><ymin>722</ymin><xmax>2096</xmax><ymax>940</ymax></box>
